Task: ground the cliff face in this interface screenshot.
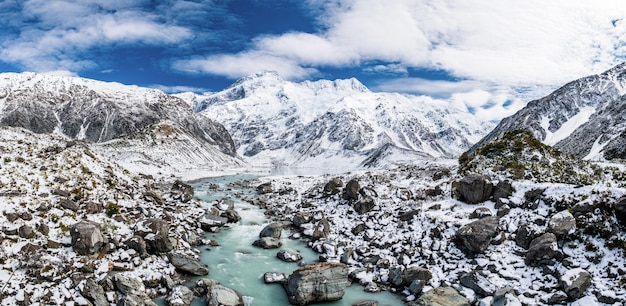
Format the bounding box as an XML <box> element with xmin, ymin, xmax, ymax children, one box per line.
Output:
<box><xmin>471</xmin><ymin>63</ymin><xmax>626</xmax><ymax>160</ymax></box>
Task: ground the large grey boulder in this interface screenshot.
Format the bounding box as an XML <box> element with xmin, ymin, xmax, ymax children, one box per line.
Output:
<box><xmin>166</xmin><ymin>286</ymin><xmax>194</xmax><ymax>306</ymax></box>
<box><xmin>285</xmin><ymin>262</ymin><xmax>350</xmax><ymax>305</ymax></box>
<box><xmin>135</xmin><ymin>219</ymin><xmax>173</xmax><ymax>254</ymax></box>
<box><xmin>410</xmin><ymin>287</ymin><xmax>470</xmax><ymax>306</ymax></box>
<box><xmin>389</xmin><ymin>266</ymin><xmax>432</xmax><ymax>287</ymax></box>
<box><xmin>171</xmin><ymin>180</ymin><xmax>194</xmax><ymax>203</ymax></box>
<box><xmin>343</xmin><ymin>179</ymin><xmax>360</xmax><ymax>201</ymax></box>
<box><xmin>455</xmin><ymin>216</ymin><xmax>499</xmax><ymax>255</ymax></box>
<box><xmin>515</xmin><ymin>223</ymin><xmax>543</xmax><ymax>249</ymax></box>
<box><xmin>252</xmin><ymin>237</ymin><xmax>282</xmax><ymax>249</ymax></box>
<box><xmin>548</xmin><ymin>210</ymin><xmax>577</xmax><ymax>237</ymax></box>
<box><xmin>259</xmin><ymin>222</ymin><xmax>283</xmax><ymax>239</ymax></box>
<box><xmin>207</xmin><ymin>284</ymin><xmax>243</xmax><ymax>306</ymax></box>
<box><xmin>458</xmin><ymin>174</ymin><xmax>494</xmax><ymax>204</ymax></box>
<box><xmin>114</xmin><ymin>274</ymin><xmax>157</xmax><ymax>306</ymax></box>
<box><xmin>277</xmin><ymin>248</ymin><xmax>303</xmax><ymax>262</ymax></box>
<box><xmin>353</xmin><ymin>197</ymin><xmax>376</xmax><ymax>214</ymax></box>
<box><xmin>493</xmin><ymin>180</ymin><xmax>514</xmax><ymax>201</ymax></box>
<box><xmin>460</xmin><ymin>270</ymin><xmax>496</xmax><ymax>296</ymax></box>
<box><xmin>168</xmin><ymin>253</ymin><xmax>209</xmax><ymax>276</ymax></box>
<box><xmin>81</xmin><ymin>279</ymin><xmax>109</xmax><ymax>306</ymax></box>
<box><xmin>560</xmin><ymin>268</ymin><xmax>592</xmax><ymax>300</ymax></box>
<box><xmin>70</xmin><ymin>221</ymin><xmax>108</xmax><ymax>256</ymax></box>
<box><xmin>323</xmin><ymin>177</ymin><xmax>343</xmax><ymax>195</ymax></box>
<box><xmin>312</xmin><ymin>217</ymin><xmax>331</xmax><ymax>240</ymax></box>
<box><xmin>614</xmin><ymin>195</ymin><xmax>626</xmax><ymax>225</ymax></box>
<box><xmin>525</xmin><ymin>233</ymin><xmax>561</xmax><ymax>266</ymax></box>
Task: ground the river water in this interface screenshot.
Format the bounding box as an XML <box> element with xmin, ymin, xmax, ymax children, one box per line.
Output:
<box><xmin>164</xmin><ymin>174</ymin><xmax>406</xmax><ymax>306</ymax></box>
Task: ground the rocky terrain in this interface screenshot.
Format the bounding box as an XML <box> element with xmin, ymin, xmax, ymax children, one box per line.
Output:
<box><xmin>178</xmin><ymin>71</ymin><xmax>493</xmax><ymax>169</ymax></box>
<box><xmin>0</xmin><ymin>126</ymin><xmax>235</xmax><ymax>305</ymax></box>
<box><xmin>245</xmin><ymin>132</ymin><xmax>626</xmax><ymax>305</ymax></box>
<box><xmin>472</xmin><ymin>62</ymin><xmax>626</xmax><ymax>160</ymax></box>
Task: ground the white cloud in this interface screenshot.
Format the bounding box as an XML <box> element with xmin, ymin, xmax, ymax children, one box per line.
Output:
<box><xmin>0</xmin><ymin>1</ymin><xmax>198</xmax><ymax>73</ymax></box>
<box><xmin>374</xmin><ymin>78</ymin><xmax>484</xmax><ymax>96</ymax></box>
<box><xmin>183</xmin><ymin>0</ymin><xmax>625</xmax><ymax>88</ymax></box>
<box><xmin>149</xmin><ymin>84</ymin><xmax>210</xmax><ymax>94</ymax></box>
<box><xmin>172</xmin><ymin>52</ymin><xmax>319</xmax><ymax>80</ymax></box>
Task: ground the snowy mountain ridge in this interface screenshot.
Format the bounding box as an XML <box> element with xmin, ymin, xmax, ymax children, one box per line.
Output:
<box><xmin>180</xmin><ymin>71</ymin><xmax>494</xmax><ymax>170</ymax></box>
<box><xmin>0</xmin><ymin>72</ymin><xmax>241</xmax><ymax>178</ymax></box>
<box><xmin>472</xmin><ymin>62</ymin><xmax>626</xmax><ymax>160</ymax></box>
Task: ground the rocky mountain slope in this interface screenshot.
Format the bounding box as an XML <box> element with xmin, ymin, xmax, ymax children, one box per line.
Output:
<box><xmin>472</xmin><ymin>62</ymin><xmax>626</xmax><ymax>160</ymax></box>
<box><xmin>0</xmin><ymin>126</ymin><xmax>224</xmax><ymax>305</ymax></box>
<box><xmin>179</xmin><ymin>72</ymin><xmax>493</xmax><ymax>170</ymax></box>
<box><xmin>0</xmin><ymin>72</ymin><xmax>241</xmax><ymax>177</ymax></box>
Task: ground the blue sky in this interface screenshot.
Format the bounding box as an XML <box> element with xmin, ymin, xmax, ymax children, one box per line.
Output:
<box><xmin>1</xmin><ymin>0</ymin><xmax>625</xmax><ymax>121</ymax></box>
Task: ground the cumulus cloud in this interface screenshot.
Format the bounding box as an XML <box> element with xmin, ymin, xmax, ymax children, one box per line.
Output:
<box><xmin>0</xmin><ymin>0</ymin><xmax>204</xmax><ymax>73</ymax></box>
<box><xmin>172</xmin><ymin>52</ymin><xmax>319</xmax><ymax>80</ymax></box>
<box><xmin>177</xmin><ymin>0</ymin><xmax>625</xmax><ymax>88</ymax></box>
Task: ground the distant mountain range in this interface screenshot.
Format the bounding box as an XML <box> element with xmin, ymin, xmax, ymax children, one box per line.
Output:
<box><xmin>0</xmin><ymin>72</ymin><xmax>241</xmax><ymax>176</ymax></box>
<box><xmin>472</xmin><ymin>63</ymin><xmax>626</xmax><ymax>160</ymax></box>
<box><xmin>178</xmin><ymin>71</ymin><xmax>493</xmax><ymax>169</ymax></box>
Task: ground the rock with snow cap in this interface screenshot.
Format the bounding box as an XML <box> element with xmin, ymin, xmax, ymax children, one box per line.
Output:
<box><xmin>81</xmin><ymin>279</ymin><xmax>109</xmax><ymax>306</ymax></box>
<box><xmin>455</xmin><ymin>216</ymin><xmax>500</xmax><ymax>255</ymax></box>
<box><xmin>165</xmin><ymin>285</ymin><xmax>194</xmax><ymax>306</ymax></box>
<box><xmin>312</xmin><ymin>217</ymin><xmax>331</xmax><ymax>240</ymax></box>
<box><xmin>171</xmin><ymin>179</ymin><xmax>194</xmax><ymax>203</ymax></box>
<box><xmin>277</xmin><ymin>248</ymin><xmax>303</xmax><ymax>262</ymax></box>
<box><xmin>515</xmin><ymin>223</ymin><xmax>543</xmax><ymax>249</ymax></box>
<box><xmin>135</xmin><ymin>218</ymin><xmax>173</xmax><ymax>254</ymax></box>
<box><xmin>70</xmin><ymin>221</ymin><xmax>108</xmax><ymax>256</ymax></box>
<box><xmin>548</xmin><ymin>210</ymin><xmax>577</xmax><ymax>237</ymax></box>
<box><xmin>525</xmin><ymin>233</ymin><xmax>561</xmax><ymax>266</ymax></box>
<box><xmin>324</xmin><ymin>177</ymin><xmax>343</xmax><ymax>195</ymax></box>
<box><xmin>252</xmin><ymin>237</ymin><xmax>282</xmax><ymax>249</ymax></box>
<box><xmin>343</xmin><ymin>178</ymin><xmax>360</xmax><ymax>201</ymax></box>
<box><xmin>561</xmin><ymin>268</ymin><xmax>592</xmax><ymax>300</ymax></box>
<box><xmin>460</xmin><ymin>270</ymin><xmax>496</xmax><ymax>296</ymax></box>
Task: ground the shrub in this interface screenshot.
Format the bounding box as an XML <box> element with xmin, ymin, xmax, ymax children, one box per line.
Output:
<box><xmin>105</xmin><ymin>202</ymin><xmax>120</xmax><ymax>217</ymax></box>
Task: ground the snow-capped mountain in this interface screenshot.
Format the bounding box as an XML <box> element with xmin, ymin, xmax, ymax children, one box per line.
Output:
<box><xmin>0</xmin><ymin>72</ymin><xmax>241</xmax><ymax>177</ymax></box>
<box><xmin>472</xmin><ymin>62</ymin><xmax>626</xmax><ymax>160</ymax></box>
<box><xmin>180</xmin><ymin>71</ymin><xmax>493</xmax><ymax>169</ymax></box>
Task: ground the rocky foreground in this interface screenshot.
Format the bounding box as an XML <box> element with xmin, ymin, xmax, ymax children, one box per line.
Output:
<box><xmin>245</xmin><ymin>136</ymin><xmax>626</xmax><ymax>305</ymax></box>
<box><xmin>0</xmin><ymin>126</ymin><xmax>224</xmax><ymax>305</ymax></box>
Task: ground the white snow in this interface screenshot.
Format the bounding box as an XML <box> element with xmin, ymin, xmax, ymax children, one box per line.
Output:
<box><xmin>540</xmin><ymin>106</ymin><xmax>596</xmax><ymax>146</ymax></box>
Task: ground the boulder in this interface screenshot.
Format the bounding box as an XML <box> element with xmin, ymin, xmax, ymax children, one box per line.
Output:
<box><xmin>455</xmin><ymin>216</ymin><xmax>499</xmax><ymax>255</ymax></box>
<box><xmin>114</xmin><ymin>274</ymin><xmax>145</xmax><ymax>295</ymax></box>
<box><xmin>410</xmin><ymin>287</ymin><xmax>470</xmax><ymax>306</ymax></box>
<box><xmin>70</xmin><ymin>221</ymin><xmax>108</xmax><ymax>256</ymax></box>
<box><xmin>343</xmin><ymin>179</ymin><xmax>360</xmax><ymax>201</ymax></box>
<box><xmin>277</xmin><ymin>248</ymin><xmax>303</xmax><ymax>262</ymax></box>
<box><xmin>59</xmin><ymin>198</ymin><xmax>80</xmax><ymax>211</ymax></box>
<box><xmin>252</xmin><ymin>237</ymin><xmax>282</xmax><ymax>249</ymax></box>
<box><xmin>135</xmin><ymin>219</ymin><xmax>173</xmax><ymax>254</ymax></box>
<box><xmin>548</xmin><ymin>210</ymin><xmax>577</xmax><ymax>237</ymax></box>
<box><xmin>263</xmin><ymin>272</ymin><xmax>287</xmax><ymax>284</ymax></box>
<box><xmin>459</xmin><ymin>270</ymin><xmax>496</xmax><ymax>296</ymax></box>
<box><xmin>458</xmin><ymin>174</ymin><xmax>494</xmax><ymax>204</ymax></box>
<box><xmin>81</xmin><ymin>279</ymin><xmax>109</xmax><ymax>306</ymax></box>
<box><xmin>165</xmin><ymin>286</ymin><xmax>194</xmax><ymax>306</ymax></box>
<box><xmin>354</xmin><ymin>197</ymin><xmax>375</xmax><ymax>214</ymax></box>
<box><xmin>171</xmin><ymin>180</ymin><xmax>194</xmax><ymax>203</ymax></box>
<box><xmin>125</xmin><ymin>235</ymin><xmax>147</xmax><ymax>256</ymax></box>
<box><xmin>285</xmin><ymin>262</ymin><xmax>350</xmax><ymax>305</ymax></box>
<box><xmin>324</xmin><ymin>178</ymin><xmax>343</xmax><ymax>195</ymax></box>
<box><xmin>515</xmin><ymin>223</ymin><xmax>543</xmax><ymax>249</ymax></box>
<box><xmin>220</xmin><ymin>210</ymin><xmax>241</xmax><ymax>223</ymax></box>
<box><xmin>525</xmin><ymin>233</ymin><xmax>561</xmax><ymax>266</ymax></box>
<box><xmin>292</xmin><ymin>212</ymin><xmax>312</xmax><ymax>227</ymax></box>
<box><xmin>493</xmin><ymin>180</ymin><xmax>514</xmax><ymax>200</ymax></box>
<box><xmin>353</xmin><ymin>301</ymin><xmax>378</xmax><ymax>306</ymax></box>
<box><xmin>312</xmin><ymin>217</ymin><xmax>331</xmax><ymax>240</ymax></box>
<box><xmin>492</xmin><ymin>288</ymin><xmax>521</xmax><ymax>306</ymax></box>
<box><xmin>259</xmin><ymin>222</ymin><xmax>283</xmax><ymax>239</ymax></box>
<box><xmin>256</xmin><ymin>182</ymin><xmax>273</xmax><ymax>194</ymax></box>
<box><xmin>469</xmin><ymin>207</ymin><xmax>493</xmax><ymax>219</ymax></box>
<box><xmin>389</xmin><ymin>266</ymin><xmax>432</xmax><ymax>287</ymax></box>
<box><xmin>207</xmin><ymin>284</ymin><xmax>244</xmax><ymax>306</ymax></box>
<box><xmin>85</xmin><ymin>202</ymin><xmax>103</xmax><ymax>214</ymax></box>
<box><xmin>18</xmin><ymin>225</ymin><xmax>35</xmax><ymax>239</ymax></box>
<box><xmin>561</xmin><ymin>268</ymin><xmax>592</xmax><ymax>300</ymax></box>
<box><xmin>167</xmin><ymin>253</ymin><xmax>209</xmax><ymax>276</ymax></box>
